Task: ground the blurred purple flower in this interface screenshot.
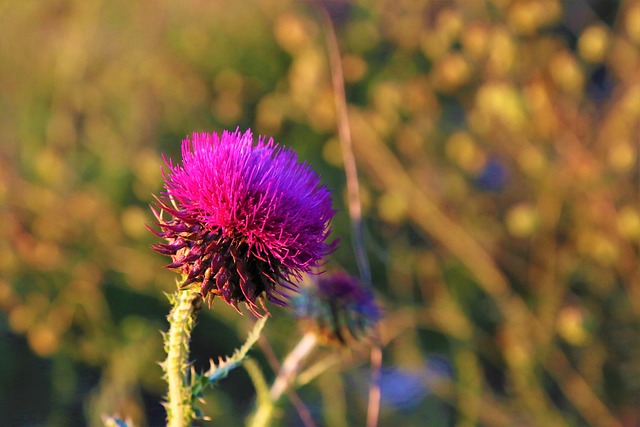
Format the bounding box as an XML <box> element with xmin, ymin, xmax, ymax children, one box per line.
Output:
<box><xmin>293</xmin><ymin>272</ymin><xmax>379</xmax><ymax>344</ymax></box>
<box><xmin>474</xmin><ymin>156</ymin><xmax>508</xmax><ymax>191</ymax></box>
<box><xmin>150</xmin><ymin>129</ymin><xmax>336</xmax><ymax>316</ymax></box>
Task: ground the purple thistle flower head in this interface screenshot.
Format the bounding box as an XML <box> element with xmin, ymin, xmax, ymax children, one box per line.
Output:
<box><xmin>293</xmin><ymin>272</ymin><xmax>380</xmax><ymax>345</ymax></box>
<box><xmin>150</xmin><ymin>129</ymin><xmax>336</xmax><ymax>316</ymax></box>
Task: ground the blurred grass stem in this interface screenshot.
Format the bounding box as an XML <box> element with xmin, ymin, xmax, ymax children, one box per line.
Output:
<box><xmin>366</xmin><ymin>341</ymin><xmax>382</xmax><ymax>427</ymax></box>
<box><xmin>317</xmin><ymin>2</ymin><xmax>370</xmax><ymax>288</ymax></box>
<box><xmin>257</xmin><ymin>334</ymin><xmax>317</xmax><ymax>427</ymax></box>
<box><xmin>317</xmin><ymin>5</ymin><xmax>380</xmax><ymax>426</ymax></box>
<box><xmin>270</xmin><ymin>332</ymin><xmax>318</xmax><ymax>401</ymax></box>
<box><xmin>250</xmin><ymin>332</ymin><xmax>318</xmax><ymax>427</ymax></box>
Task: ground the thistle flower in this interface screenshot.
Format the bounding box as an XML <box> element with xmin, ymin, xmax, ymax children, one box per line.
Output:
<box><xmin>293</xmin><ymin>272</ymin><xmax>379</xmax><ymax>344</ymax></box>
<box><xmin>150</xmin><ymin>129</ymin><xmax>335</xmax><ymax>316</ymax></box>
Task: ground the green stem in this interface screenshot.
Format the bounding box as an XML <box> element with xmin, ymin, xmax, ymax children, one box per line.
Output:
<box><xmin>250</xmin><ymin>400</ymin><xmax>275</xmax><ymax>427</ymax></box>
<box><xmin>249</xmin><ymin>332</ymin><xmax>318</xmax><ymax>427</ymax></box>
<box><xmin>245</xmin><ymin>358</ymin><xmax>275</xmax><ymax>427</ymax></box>
<box><xmin>164</xmin><ymin>287</ymin><xmax>200</xmax><ymax>427</ymax></box>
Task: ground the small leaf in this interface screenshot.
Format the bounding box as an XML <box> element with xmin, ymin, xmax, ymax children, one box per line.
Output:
<box><xmin>205</xmin><ymin>316</ymin><xmax>268</xmax><ymax>383</ymax></box>
<box><xmin>190</xmin><ymin>316</ymin><xmax>269</xmax><ymax>414</ymax></box>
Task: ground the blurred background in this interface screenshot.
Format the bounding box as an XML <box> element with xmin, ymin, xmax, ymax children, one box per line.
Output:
<box><xmin>1</xmin><ymin>0</ymin><xmax>639</xmax><ymax>426</ymax></box>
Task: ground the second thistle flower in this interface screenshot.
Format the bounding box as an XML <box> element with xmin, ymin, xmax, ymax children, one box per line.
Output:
<box><xmin>293</xmin><ymin>272</ymin><xmax>380</xmax><ymax>345</ymax></box>
<box><xmin>151</xmin><ymin>129</ymin><xmax>336</xmax><ymax>316</ymax></box>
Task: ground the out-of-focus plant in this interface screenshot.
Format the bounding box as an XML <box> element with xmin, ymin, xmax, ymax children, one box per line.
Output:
<box><xmin>1</xmin><ymin>0</ymin><xmax>639</xmax><ymax>426</ymax></box>
<box><xmin>332</xmin><ymin>1</ymin><xmax>639</xmax><ymax>426</ymax></box>
<box><xmin>248</xmin><ymin>271</ymin><xmax>380</xmax><ymax>427</ymax></box>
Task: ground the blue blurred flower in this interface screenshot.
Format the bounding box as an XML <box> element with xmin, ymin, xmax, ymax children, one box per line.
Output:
<box><xmin>474</xmin><ymin>156</ymin><xmax>508</xmax><ymax>191</ymax></box>
<box><xmin>370</xmin><ymin>355</ymin><xmax>452</xmax><ymax>410</ymax></box>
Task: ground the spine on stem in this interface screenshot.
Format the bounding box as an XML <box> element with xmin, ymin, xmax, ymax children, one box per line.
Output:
<box><xmin>163</xmin><ymin>287</ymin><xmax>201</xmax><ymax>427</ymax></box>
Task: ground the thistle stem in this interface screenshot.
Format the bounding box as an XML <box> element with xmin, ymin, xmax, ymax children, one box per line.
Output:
<box><xmin>164</xmin><ymin>287</ymin><xmax>200</xmax><ymax>427</ymax></box>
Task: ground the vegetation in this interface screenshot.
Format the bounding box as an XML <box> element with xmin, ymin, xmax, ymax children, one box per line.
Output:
<box><xmin>0</xmin><ymin>0</ymin><xmax>638</xmax><ymax>426</ymax></box>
